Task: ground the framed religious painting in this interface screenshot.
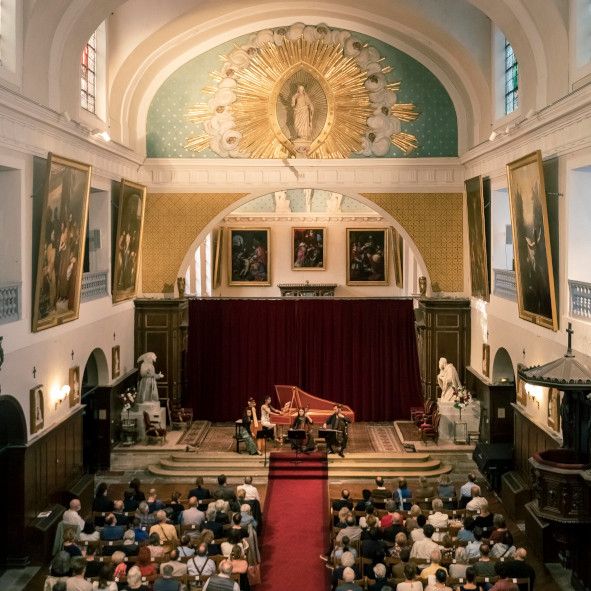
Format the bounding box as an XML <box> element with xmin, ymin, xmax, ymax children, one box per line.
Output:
<box><xmin>392</xmin><ymin>227</ymin><xmax>404</xmax><ymax>288</ymax></box>
<box><xmin>346</xmin><ymin>228</ymin><xmax>389</xmax><ymax>285</ymax></box>
<box><xmin>69</xmin><ymin>366</ymin><xmax>81</xmax><ymax>408</ymax></box>
<box><xmin>30</xmin><ymin>385</ymin><xmax>44</xmax><ymax>435</ymax></box>
<box><xmin>465</xmin><ymin>175</ymin><xmax>489</xmax><ymax>301</ymax></box>
<box><xmin>507</xmin><ymin>151</ymin><xmax>558</xmax><ymax>330</ymax></box>
<box><xmin>32</xmin><ymin>153</ymin><xmax>92</xmax><ymax>332</ymax></box>
<box><xmin>228</xmin><ymin>228</ymin><xmax>271</xmax><ymax>286</ymax></box>
<box><xmin>212</xmin><ymin>227</ymin><xmax>224</xmax><ymax>290</ymax></box>
<box><xmin>547</xmin><ymin>388</ymin><xmax>561</xmax><ymax>431</ymax></box>
<box><xmin>112</xmin><ymin>345</ymin><xmax>121</xmax><ymax>380</ymax></box>
<box><xmin>112</xmin><ymin>179</ymin><xmax>147</xmax><ymax>303</ymax></box>
<box><xmin>516</xmin><ymin>369</ymin><xmax>527</xmax><ymax>406</ymax></box>
<box><xmin>482</xmin><ymin>344</ymin><xmax>490</xmax><ymax>378</ymax></box>
<box><xmin>292</xmin><ymin>228</ymin><xmax>326</xmax><ymax>270</ymax></box>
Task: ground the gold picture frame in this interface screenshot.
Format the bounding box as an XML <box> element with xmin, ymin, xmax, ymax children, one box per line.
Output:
<box><xmin>292</xmin><ymin>228</ymin><xmax>326</xmax><ymax>270</ymax></box>
<box><xmin>212</xmin><ymin>227</ymin><xmax>224</xmax><ymax>290</ymax></box>
<box><xmin>465</xmin><ymin>175</ymin><xmax>489</xmax><ymax>301</ymax></box>
<box><xmin>482</xmin><ymin>344</ymin><xmax>490</xmax><ymax>378</ymax></box>
<box><xmin>392</xmin><ymin>227</ymin><xmax>404</xmax><ymax>288</ymax></box>
<box><xmin>32</xmin><ymin>153</ymin><xmax>92</xmax><ymax>332</ymax></box>
<box><xmin>112</xmin><ymin>179</ymin><xmax>147</xmax><ymax>303</ymax></box>
<box><xmin>228</xmin><ymin>228</ymin><xmax>271</xmax><ymax>286</ymax></box>
<box><xmin>30</xmin><ymin>385</ymin><xmax>44</xmax><ymax>434</ymax></box>
<box><xmin>547</xmin><ymin>388</ymin><xmax>561</xmax><ymax>431</ymax></box>
<box><xmin>507</xmin><ymin>151</ymin><xmax>558</xmax><ymax>330</ymax></box>
<box><xmin>112</xmin><ymin>345</ymin><xmax>121</xmax><ymax>380</ymax></box>
<box><xmin>516</xmin><ymin>369</ymin><xmax>527</xmax><ymax>406</ymax></box>
<box><xmin>69</xmin><ymin>366</ymin><xmax>80</xmax><ymax>407</ymax></box>
<box><xmin>346</xmin><ymin>228</ymin><xmax>389</xmax><ymax>286</ymax></box>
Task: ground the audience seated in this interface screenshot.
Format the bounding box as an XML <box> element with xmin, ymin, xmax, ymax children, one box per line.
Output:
<box><xmin>410</xmin><ymin>514</ymin><xmax>427</xmax><ymax>543</ymax></box>
<box><xmin>415</xmin><ymin>477</ymin><xmax>436</xmax><ymax>501</ymax></box>
<box><xmin>466</xmin><ymin>486</ymin><xmax>487</xmax><ymax>511</ymax></box>
<box><xmin>82</xmin><ymin>542</ymin><xmax>102</xmax><ymax>579</ymax></box>
<box><xmin>100</xmin><ymin>514</ymin><xmax>125</xmax><ymax>541</ymax></box>
<box><xmin>368</xmin><ymin>563</ymin><xmax>388</xmax><ymax>591</ymax></box>
<box><xmin>472</xmin><ymin>543</ymin><xmax>496</xmax><ymax>578</ymax></box>
<box><xmin>213</xmin><ymin>474</ymin><xmax>237</xmax><ymax>504</ymax></box>
<box><xmin>160</xmin><ymin>549</ymin><xmax>187</xmax><ymax>577</ymax></box>
<box><xmin>229</xmin><ymin>544</ymin><xmax>249</xmax><ymax>589</ymax></box>
<box><xmin>473</xmin><ymin>501</ymin><xmax>494</xmax><ymax>531</ymax></box>
<box><xmin>122</xmin><ymin>529</ymin><xmax>139</xmax><ymax>556</ymax></box>
<box><xmin>202</xmin><ymin>560</ymin><xmax>240</xmax><ymax>591</ymax></box>
<box><xmin>93</xmin><ymin>483</ymin><xmax>114</xmax><ymax>513</ymax></box>
<box><xmin>177</xmin><ymin>534</ymin><xmax>195</xmax><ymax>558</ymax></box>
<box><xmin>66</xmin><ymin>556</ymin><xmax>92</xmax><ymax>591</ymax></box>
<box><xmin>427</xmin><ymin>498</ymin><xmax>448</xmax><ymax>542</ymax></box>
<box><xmin>63</xmin><ymin>499</ymin><xmax>85</xmax><ymax>529</ymax></box>
<box><xmin>147</xmin><ymin>488</ymin><xmax>166</xmax><ymax>514</ymax></box>
<box><xmin>129</xmin><ymin>478</ymin><xmax>146</xmax><ymax>504</ymax></box>
<box><xmin>238</xmin><ymin>475</ymin><xmax>260</xmax><ymax>502</ymax></box>
<box><xmin>153</xmin><ymin>564</ymin><xmax>180</xmax><ymax>591</ymax></box>
<box><xmin>122</xmin><ymin>565</ymin><xmax>150</xmax><ymax>591</ymax></box>
<box><xmin>92</xmin><ymin>564</ymin><xmax>117</xmax><ymax>591</ymax></box>
<box><xmin>136</xmin><ymin>546</ymin><xmax>157</xmax><ymax>577</ymax></box>
<box><xmin>404</xmin><ymin>505</ymin><xmax>422</xmax><ymax>533</ymax></box>
<box><xmin>489</xmin><ymin>562</ymin><xmax>519</xmax><ymax>591</ymax></box>
<box><xmin>165</xmin><ymin>491</ymin><xmax>184</xmax><ymax>524</ymax></box>
<box><xmin>420</xmin><ymin>549</ymin><xmax>448</xmax><ymax>581</ymax></box>
<box><xmin>465</xmin><ymin>527</ymin><xmax>484</xmax><ymax>560</ymax></box>
<box><xmin>396</xmin><ymin>563</ymin><xmax>423</xmax><ymax>591</ymax></box>
<box><xmin>202</xmin><ymin>506</ymin><xmax>224</xmax><ymax>538</ymax></box>
<box><xmin>457</xmin><ymin>566</ymin><xmax>482</xmax><ymax>591</ymax></box>
<box><xmin>180</xmin><ymin>496</ymin><xmax>205</xmax><ymax>528</ymax></box>
<box><xmin>337</xmin><ymin>515</ymin><xmax>362</xmax><ymax>543</ymax></box>
<box><xmin>395</xmin><ymin>478</ymin><xmax>413</xmax><ymax>511</ymax></box>
<box><xmin>424</xmin><ymin>568</ymin><xmax>451</xmax><ymax>591</ymax></box>
<box><xmin>437</xmin><ymin>475</ymin><xmax>455</xmax><ymax>504</ymax></box>
<box><xmin>112</xmin><ymin>499</ymin><xmax>129</xmax><ymax>526</ymax></box>
<box><xmin>489</xmin><ymin>530</ymin><xmax>516</xmax><ymax>559</ymax></box>
<box><xmin>457</xmin><ymin>516</ymin><xmax>476</xmax><ymax>542</ymax></box>
<box><xmin>188</xmin><ymin>476</ymin><xmax>211</xmax><ymax>501</ymax></box>
<box><xmin>44</xmin><ymin>551</ymin><xmax>71</xmax><ymax>591</ymax></box>
<box><xmin>355</xmin><ymin>489</ymin><xmax>373</xmax><ymax>511</ymax></box>
<box><xmin>333</xmin><ymin>535</ymin><xmax>358</xmax><ymax>562</ymax></box>
<box><xmin>136</xmin><ymin>502</ymin><xmax>155</xmax><ymax>529</ymax></box>
<box><xmin>410</xmin><ymin>524</ymin><xmax>439</xmax><ymax>560</ymax></box>
<box><xmin>333</xmin><ymin>489</ymin><xmax>354</xmax><ymax>512</ymax></box>
<box><xmin>333</xmin><ymin>552</ymin><xmax>361</xmax><ymax>590</ymax></box>
<box><xmin>337</xmin><ymin>566</ymin><xmax>363</xmax><ymax>591</ymax></box>
<box><xmin>111</xmin><ymin>550</ymin><xmax>127</xmax><ymax>579</ymax></box>
<box><xmin>379</xmin><ymin>500</ymin><xmax>398</xmax><ymax>529</ymax></box>
<box><xmin>240</xmin><ymin>502</ymin><xmax>257</xmax><ymax>529</ymax></box>
<box><xmin>132</xmin><ymin>517</ymin><xmax>149</xmax><ymax>542</ymax></box>
<box><xmin>62</xmin><ymin>529</ymin><xmax>82</xmax><ymax>558</ymax></box>
<box><xmin>371</xmin><ymin>477</ymin><xmax>391</xmax><ymax>502</ymax></box>
<box><xmin>150</xmin><ymin>509</ymin><xmax>179</xmax><ymax>554</ymax></box>
<box><xmin>123</xmin><ymin>489</ymin><xmax>139</xmax><ymax>513</ymax></box>
<box><xmin>489</xmin><ymin>514</ymin><xmax>508</xmax><ymax>544</ymax></box>
<box><xmin>498</xmin><ymin>547</ymin><xmax>535</xmax><ymax>590</ymax></box>
<box><xmin>459</xmin><ymin>474</ymin><xmax>477</xmax><ymax>508</ymax></box>
<box><xmin>79</xmin><ymin>520</ymin><xmax>100</xmax><ymax>543</ymax></box>
<box><xmin>187</xmin><ymin>542</ymin><xmax>216</xmax><ymax>577</ymax></box>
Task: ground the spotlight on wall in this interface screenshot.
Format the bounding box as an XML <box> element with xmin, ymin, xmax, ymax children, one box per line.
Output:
<box><xmin>91</xmin><ymin>129</ymin><xmax>111</xmax><ymax>142</ymax></box>
<box><xmin>488</xmin><ymin>131</ymin><xmax>497</xmax><ymax>142</ymax></box>
<box><xmin>53</xmin><ymin>385</ymin><xmax>70</xmax><ymax>410</ymax></box>
<box><xmin>524</xmin><ymin>383</ymin><xmax>542</xmax><ymax>409</ymax></box>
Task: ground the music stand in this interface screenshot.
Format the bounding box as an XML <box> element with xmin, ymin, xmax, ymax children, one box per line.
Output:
<box><xmin>287</xmin><ymin>429</ymin><xmax>307</xmax><ymax>464</ymax></box>
<box><xmin>257</xmin><ymin>427</ymin><xmax>274</xmax><ymax>467</ymax></box>
<box><xmin>319</xmin><ymin>428</ymin><xmax>338</xmax><ymax>453</ymax></box>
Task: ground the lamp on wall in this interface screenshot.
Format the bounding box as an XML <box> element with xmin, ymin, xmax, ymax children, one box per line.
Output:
<box><xmin>90</xmin><ymin>129</ymin><xmax>111</xmax><ymax>142</ymax></box>
<box><xmin>53</xmin><ymin>384</ymin><xmax>70</xmax><ymax>410</ymax></box>
<box><xmin>524</xmin><ymin>383</ymin><xmax>542</xmax><ymax>409</ymax></box>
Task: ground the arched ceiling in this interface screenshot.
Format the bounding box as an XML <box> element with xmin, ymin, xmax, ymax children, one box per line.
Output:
<box><xmin>22</xmin><ymin>0</ymin><xmax>569</xmax><ymax>157</ymax></box>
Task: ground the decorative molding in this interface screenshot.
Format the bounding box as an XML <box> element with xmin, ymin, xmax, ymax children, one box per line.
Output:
<box><xmin>494</xmin><ymin>268</ymin><xmax>517</xmax><ymax>302</ymax></box>
<box><xmin>81</xmin><ymin>271</ymin><xmax>109</xmax><ymax>303</ymax></box>
<box><xmin>224</xmin><ymin>213</ymin><xmax>381</xmax><ymax>223</ymax></box>
<box><xmin>569</xmin><ymin>279</ymin><xmax>591</xmax><ymax>320</ymax></box>
<box><xmin>0</xmin><ymin>282</ymin><xmax>21</xmax><ymax>325</ymax></box>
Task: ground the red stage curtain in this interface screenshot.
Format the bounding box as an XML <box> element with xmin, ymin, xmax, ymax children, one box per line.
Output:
<box><xmin>187</xmin><ymin>298</ymin><xmax>422</xmax><ymax>421</ymax></box>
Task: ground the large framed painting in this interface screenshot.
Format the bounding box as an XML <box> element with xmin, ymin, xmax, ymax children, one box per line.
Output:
<box><xmin>69</xmin><ymin>366</ymin><xmax>81</xmax><ymax>408</ymax></box>
<box><xmin>30</xmin><ymin>385</ymin><xmax>44</xmax><ymax>435</ymax></box>
<box><xmin>228</xmin><ymin>228</ymin><xmax>271</xmax><ymax>286</ymax></box>
<box><xmin>547</xmin><ymin>388</ymin><xmax>561</xmax><ymax>431</ymax></box>
<box><xmin>32</xmin><ymin>153</ymin><xmax>92</xmax><ymax>332</ymax></box>
<box><xmin>292</xmin><ymin>228</ymin><xmax>325</xmax><ymax>270</ymax></box>
<box><xmin>112</xmin><ymin>179</ymin><xmax>147</xmax><ymax>303</ymax></box>
<box><xmin>465</xmin><ymin>175</ymin><xmax>489</xmax><ymax>301</ymax></box>
<box><xmin>212</xmin><ymin>227</ymin><xmax>224</xmax><ymax>290</ymax></box>
<box><xmin>392</xmin><ymin>227</ymin><xmax>404</xmax><ymax>288</ymax></box>
<box><xmin>346</xmin><ymin>228</ymin><xmax>389</xmax><ymax>285</ymax></box>
<box><xmin>507</xmin><ymin>151</ymin><xmax>558</xmax><ymax>330</ymax></box>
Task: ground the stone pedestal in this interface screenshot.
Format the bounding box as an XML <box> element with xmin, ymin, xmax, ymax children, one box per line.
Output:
<box><xmin>438</xmin><ymin>400</ymin><xmax>480</xmax><ymax>442</ymax></box>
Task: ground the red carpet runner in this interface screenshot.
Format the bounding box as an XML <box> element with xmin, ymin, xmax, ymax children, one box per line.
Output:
<box><xmin>258</xmin><ymin>451</ymin><xmax>329</xmax><ymax>591</ymax></box>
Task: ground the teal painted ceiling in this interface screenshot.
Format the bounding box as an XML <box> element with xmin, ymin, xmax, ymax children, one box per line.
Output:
<box><xmin>146</xmin><ymin>25</ymin><xmax>458</xmax><ymax>159</ymax></box>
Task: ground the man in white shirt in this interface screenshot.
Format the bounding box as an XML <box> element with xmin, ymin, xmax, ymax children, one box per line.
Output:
<box><xmin>466</xmin><ymin>486</ymin><xmax>488</xmax><ymax>511</ymax></box>
<box><xmin>63</xmin><ymin>499</ymin><xmax>85</xmax><ymax>529</ymax></box>
<box><xmin>459</xmin><ymin>473</ymin><xmax>477</xmax><ymax>507</ymax></box>
<box><xmin>202</xmin><ymin>560</ymin><xmax>240</xmax><ymax>591</ymax></box>
<box><xmin>409</xmin><ymin>524</ymin><xmax>439</xmax><ymax>560</ymax></box>
<box><xmin>160</xmin><ymin>549</ymin><xmax>188</xmax><ymax>576</ymax></box>
<box><xmin>238</xmin><ymin>476</ymin><xmax>260</xmax><ymax>502</ymax></box>
<box><xmin>427</xmin><ymin>498</ymin><xmax>448</xmax><ymax>542</ymax></box>
<box><xmin>180</xmin><ymin>496</ymin><xmax>206</xmax><ymax>527</ymax></box>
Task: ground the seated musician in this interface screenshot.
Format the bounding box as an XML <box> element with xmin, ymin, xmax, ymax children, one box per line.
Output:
<box><xmin>290</xmin><ymin>407</ymin><xmax>315</xmax><ymax>452</ymax></box>
<box><xmin>323</xmin><ymin>404</ymin><xmax>350</xmax><ymax>457</ymax></box>
<box><xmin>240</xmin><ymin>406</ymin><xmax>262</xmax><ymax>456</ymax></box>
<box><xmin>260</xmin><ymin>395</ymin><xmax>283</xmax><ymax>442</ymax></box>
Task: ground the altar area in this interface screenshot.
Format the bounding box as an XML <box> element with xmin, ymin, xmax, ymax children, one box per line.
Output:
<box><xmin>438</xmin><ymin>400</ymin><xmax>481</xmax><ymax>444</ymax></box>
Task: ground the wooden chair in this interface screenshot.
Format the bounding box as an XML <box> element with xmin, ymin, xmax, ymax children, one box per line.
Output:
<box><xmin>420</xmin><ymin>412</ymin><xmax>441</xmax><ymax>444</ymax></box>
<box><xmin>143</xmin><ymin>411</ymin><xmax>166</xmax><ymax>444</ymax></box>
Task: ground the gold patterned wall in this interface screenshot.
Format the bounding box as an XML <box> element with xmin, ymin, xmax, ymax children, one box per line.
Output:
<box><xmin>363</xmin><ymin>193</ymin><xmax>464</xmax><ymax>292</ymax></box>
<box><xmin>142</xmin><ymin>193</ymin><xmax>246</xmax><ymax>293</ymax></box>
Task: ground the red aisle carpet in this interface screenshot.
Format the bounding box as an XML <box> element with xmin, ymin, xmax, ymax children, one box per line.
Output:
<box><xmin>258</xmin><ymin>451</ymin><xmax>329</xmax><ymax>591</ymax></box>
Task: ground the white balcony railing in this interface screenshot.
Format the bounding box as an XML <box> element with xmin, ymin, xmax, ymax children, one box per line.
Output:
<box><xmin>0</xmin><ymin>282</ymin><xmax>21</xmax><ymax>324</ymax></box>
<box><xmin>569</xmin><ymin>279</ymin><xmax>591</xmax><ymax>320</ymax></box>
<box><xmin>493</xmin><ymin>268</ymin><xmax>517</xmax><ymax>301</ymax></box>
<box><xmin>81</xmin><ymin>270</ymin><xmax>109</xmax><ymax>302</ymax></box>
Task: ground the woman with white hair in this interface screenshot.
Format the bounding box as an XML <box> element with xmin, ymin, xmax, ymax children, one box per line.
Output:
<box><xmin>124</xmin><ymin>565</ymin><xmax>149</xmax><ymax>590</ymax></box>
<box><xmin>240</xmin><ymin>503</ymin><xmax>257</xmax><ymax>529</ymax></box>
<box><xmin>331</xmin><ymin>551</ymin><xmax>360</xmax><ymax>590</ymax></box>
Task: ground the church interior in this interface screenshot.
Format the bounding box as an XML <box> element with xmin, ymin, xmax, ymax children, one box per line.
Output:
<box><xmin>2</xmin><ymin>1</ymin><xmax>591</xmax><ymax>590</ymax></box>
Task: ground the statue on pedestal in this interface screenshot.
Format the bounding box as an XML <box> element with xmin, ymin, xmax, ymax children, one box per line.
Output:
<box><xmin>137</xmin><ymin>352</ymin><xmax>164</xmax><ymax>404</ymax></box>
<box><xmin>437</xmin><ymin>357</ymin><xmax>462</xmax><ymax>402</ymax></box>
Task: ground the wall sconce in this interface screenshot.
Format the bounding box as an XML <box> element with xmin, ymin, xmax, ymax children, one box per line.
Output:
<box><xmin>53</xmin><ymin>385</ymin><xmax>70</xmax><ymax>410</ymax></box>
<box><xmin>524</xmin><ymin>383</ymin><xmax>542</xmax><ymax>409</ymax></box>
<box><xmin>91</xmin><ymin>129</ymin><xmax>111</xmax><ymax>142</ymax></box>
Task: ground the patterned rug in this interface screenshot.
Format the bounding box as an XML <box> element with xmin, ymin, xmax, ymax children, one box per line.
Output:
<box><xmin>177</xmin><ymin>420</ymin><xmax>211</xmax><ymax>447</ymax></box>
<box><xmin>197</xmin><ymin>423</ymin><xmax>237</xmax><ymax>452</ymax></box>
<box><xmin>396</xmin><ymin>421</ymin><xmax>423</xmax><ymax>442</ymax></box>
<box><xmin>366</xmin><ymin>423</ymin><xmax>404</xmax><ymax>452</ymax></box>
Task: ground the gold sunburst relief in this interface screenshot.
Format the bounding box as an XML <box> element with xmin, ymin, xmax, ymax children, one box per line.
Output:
<box><xmin>185</xmin><ymin>26</ymin><xmax>421</xmax><ymax>158</ymax></box>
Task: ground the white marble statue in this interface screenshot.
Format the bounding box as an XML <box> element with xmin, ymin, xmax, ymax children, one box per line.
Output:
<box><xmin>437</xmin><ymin>357</ymin><xmax>462</xmax><ymax>402</ymax></box>
<box><xmin>274</xmin><ymin>191</ymin><xmax>292</xmax><ymax>213</ymax></box>
<box><xmin>327</xmin><ymin>192</ymin><xmax>343</xmax><ymax>214</ymax></box>
<box><xmin>291</xmin><ymin>85</ymin><xmax>314</xmax><ymax>140</ymax></box>
<box><xmin>137</xmin><ymin>352</ymin><xmax>164</xmax><ymax>404</ymax></box>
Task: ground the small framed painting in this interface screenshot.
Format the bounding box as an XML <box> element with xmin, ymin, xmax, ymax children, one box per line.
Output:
<box><xmin>228</xmin><ymin>228</ymin><xmax>271</xmax><ymax>286</ymax></box>
<box><xmin>112</xmin><ymin>345</ymin><xmax>121</xmax><ymax>380</ymax></box>
<box><xmin>346</xmin><ymin>228</ymin><xmax>389</xmax><ymax>285</ymax></box>
<box><xmin>392</xmin><ymin>227</ymin><xmax>403</xmax><ymax>288</ymax></box>
<box><xmin>516</xmin><ymin>371</ymin><xmax>527</xmax><ymax>406</ymax></box>
<box><xmin>292</xmin><ymin>228</ymin><xmax>325</xmax><ymax>270</ymax></box>
<box><xmin>212</xmin><ymin>227</ymin><xmax>224</xmax><ymax>289</ymax></box>
<box><xmin>547</xmin><ymin>388</ymin><xmax>561</xmax><ymax>431</ymax></box>
<box><xmin>482</xmin><ymin>344</ymin><xmax>490</xmax><ymax>379</ymax></box>
<box><xmin>69</xmin><ymin>366</ymin><xmax>81</xmax><ymax>407</ymax></box>
<box><xmin>30</xmin><ymin>385</ymin><xmax>45</xmax><ymax>435</ymax></box>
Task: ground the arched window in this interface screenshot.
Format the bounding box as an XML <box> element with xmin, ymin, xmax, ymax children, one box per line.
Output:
<box><xmin>0</xmin><ymin>0</ymin><xmax>22</xmax><ymax>85</ymax></box>
<box><xmin>504</xmin><ymin>39</ymin><xmax>519</xmax><ymax>114</ymax></box>
<box><xmin>574</xmin><ymin>0</ymin><xmax>591</xmax><ymax>68</ymax></box>
<box><xmin>80</xmin><ymin>22</ymin><xmax>106</xmax><ymax>120</ymax></box>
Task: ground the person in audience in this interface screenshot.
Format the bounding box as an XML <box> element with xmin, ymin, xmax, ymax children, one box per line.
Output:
<box><xmin>150</xmin><ymin>509</ymin><xmax>179</xmax><ymax>554</ymax></box>
<box><xmin>427</xmin><ymin>498</ymin><xmax>448</xmax><ymax>541</ymax></box>
<box><xmin>202</xmin><ymin>507</ymin><xmax>224</xmax><ymax>538</ymax></box>
<box><xmin>214</xmin><ymin>499</ymin><xmax>231</xmax><ymax>524</ymax></box>
<box><xmin>457</xmin><ymin>516</ymin><xmax>476</xmax><ymax>542</ymax></box>
<box><xmin>379</xmin><ymin>500</ymin><xmax>398</xmax><ymax>528</ymax></box>
<box><xmin>101</xmin><ymin>513</ymin><xmax>125</xmax><ymax>541</ymax></box>
<box><xmin>333</xmin><ymin>535</ymin><xmax>358</xmax><ymax>562</ymax></box>
<box><xmin>368</xmin><ymin>563</ymin><xmax>388</xmax><ymax>591</ymax></box>
<box><xmin>240</xmin><ymin>503</ymin><xmax>257</xmax><ymax>529</ymax></box>
<box><xmin>147</xmin><ymin>531</ymin><xmax>165</xmax><ymax>558</ymax></box>
<box><xmin>472</xmin><ymin>544</ymin><xmax>497</xmax><ymax>578</ymax></box>
<box><xmin>390</xmin><ymin>547</ymin><xmax>410</xmax><ymax>579</ymax></box>
<box><xmin>153</xmin><ymin>564</ymin><xmax>180</xmax><ymax>591</ymax></box>
<box><xmin>333</xmin><ymin>489</ymin><xmax>354</xmax><ymax>512</ymax></box>
<box><xmin>395</xmin><ymin>478</ymin><xmax>413</xmax><ymax>511</ymax></box>
<box><xmin>474</xmin><ymin>501</ymin><xmax>494</xmax><ymax>532</ymax></box>
<box><xmin>63</xmin><ymin>499</ymin><xmax>85</xmax><ymax>529</ymax></box>
<box><xmin>112</xmin><ymin>499</ymin><xmax>129</xmax><ymax>526</ymax></box>
<box><xmin>188</xmin><ymin>476</ymin><xmax>211</xmax><ymax>501</ymax></box>
<box><xmin>187</xmin><ymin>542</ymin><xmax>217</xmax><ymax>577</ymax></box>
<box><xmin>180</xmin><ymin>496</ymin><xmax>205</xmax><ymax>528</ymax></box>
<box><xmin>456</xmin><ymin>565</ymin><xmax>482</xmax><ymax>591</ymax></box>
<box><xmin>92</xmin><ymin>564</ymin><xmax>117</xmax><ymax>591</ymax></box>
<box><xmin>332</xmin><ymin>552</ymin><xmax>361</xmax><ymax>590</ymax></box>
<box><xmin>337</xmin><ymin>566</ymin><xmax>363</xmax><ymax>591</ymax></box>
<box><xmin>459</xmin><ymin>474</ymin><xmax>477</xmax><ymax>508</ymax></box>
<box><xmin>238</xmin><ymin>475</ymin><xmax>260</xmax><ymax>502</ymax></box>
<box><xmin>62</xmin><ymin>529</ymin><xmax>82</xmax><ymax>558</ymax></box>
<box><xmin>202</xmin><ymin>560</ymin><xmax>240</xmax><ymax>591</ymax></box>
<box><xmin>66</xmin><ymin>556</ymin><xmax>92</xmax><ymax>591</ymax></box>
<box><xmin>221</xmin><ymin>529</ymin><xmax>248</xmax><ymax>558</ymax></box>
<box><xmin>228</xmin><ymin>544</ymin><xmax>249</xmax><ymax>590</ymax></box>
<box><xmin>132</xmin><ymin>517</ymin><xmax>149</xmax><ymax>542</ymax></box>
<box><xmin>425</xmin><ymin>568</ymin><xmax>452</xmax><ymax>591</ymax></box>
<box><xmin>498</xmin><ymin>547</ymin><xmax>535</xmax><ymax>590</ymax></box>
<box><xmin>147</xmin><ymin>488</ymin><xmax>166</xmax><ymax>514</ymax></box>
<box><xmin>466</xmin><ymin>486</ymin><xmax>487</xmax><ymax>511</ymax></box>
<box><xmin>404</xmin><ymin>505</ymin><xmax>422</xmax><ymax>532</ymax></box>
<box><xmin>415</xmin><ymin>476</ymin><xmax>436</xmax><ymax>501</ymax></box>
<box><xmin>465</xmin><ymin>527</ymin><xmax>484</xmax><ymax>560</ymax></box>
<box><xmin>410</xmin><ymin>514</ymin><xmax>427</xmax><ymax>542</ymax></box>
<box><xmin>361</xmin><ymin>521</ymin><xmax>387</xmax><ymax>570</ymax></box>
<box><xmin>437</xmin><ymin>475</ymin><xmax>455</xmax><ymax>505</ymax></box>
<box><xmin>129</xmin><ymin>478</ymin><xmax>146</xmax><ymax>503</ymax></box>
<box><xmin>93</xmin><ymin>483</ymin><xmax>114</xmax><ymax>513</ymax></box>
<box><xmin>489</xmin><ymin>514</ymin><xmax>509</xmax><ymax>544</ymax></box>
<box><xmin>136</xmin><ymin>501</ymin><xmax>155</xmax><ymax>529</ymax></box>
<box><xmin>229</xmin><ymin>511</ymin><xmax>248</xmax><ymax>538</ymax></box>
<box><xmin>123</xmin><ymin>489</ymin><xmax>139</xmax><ymax>513</ymax></box>
<box><xmin>490</xmin><ymin>530</ymin><xmax>516</xmax><ymax>559</ymax></box>
<box><xmin>371</xmin><ymin>476</ymin><xmax>390</xmax><ymax>503</ymax></box>
<box><xmin>44</xmin><ymin>551</ymin><xmax>71</xmax><ymax>591</ymax></box>
<box><xmin>448</xmin><ymin>541</ymin><xmax>469</xmax><ymax>580</ymax></box>
<box><xmin>160</xmin><ymin>549</ymin><xmax>187</xmax><ymax>577</ymax></box>
<box><xmin>396</xmin><ymin>563</ymin><xmax>422</xmax><ymax>591</ymax></box>
<box><xmin>420</xmin><ymin>549</ymin><xmax>448</xmax><ymax>581</ymax></box>
<box><xmin>165</xmin><ymin>491</ymin><xmax>184</xmax><ymax>524</ymax></box>
<box><xmin>122</xmin><ymin>529</ymin><xmax>139</xmax><ymax>556</ymax></box>
<box><xmin>355</xmin><ymin>489</ymin><xmax>373</xmax><ymax>511</ymax></box>
<box><xmin>410</xmin><ymin>524</ymin><xmax>439</xmax><ymax>560</ymax></box>
<box><xmin>199</xmin><ymin>528</ymin><xmax>221</xmax><ymax>556</ymax></box>
<box><xmin>136</xmin><ymin>546</ymin><xmax>157</xmax><ymax>578</ymax></box>
<box><xmin>439</xmin><ymin>534</ymin><xmax>454</xmax><ymax>562</ymax></box>
<box><xmin>81</xmin><ymin>541</ymin><xmax>101</xmax><ymax>579</ymax></box>
<box><xmin>336</xmin><ymin>514</ymin><xmax>362</xmax><ymax>543</ymax></box>
<box><xmin>111</xmin><ymin>550</ymin><xmax>127</xmax><ymax>579</ymax></box>
<box><xmin>388</xmin><ymin>532</ymin><xmax>408</xmax><ymax>558</ymax></box>
<box><xmin>79</xmin><ymin>520</ymin><xmax>100</xmax><ymax>542</ymax></box>
<box><xmin>489</xmin><ymin>562</ymin><xmax>519</xmax><ymax>591</ymax></box>
<box><xmin>122</xmin><ymin>565</ymin><xmax>150</xmax><ymax>591</ymax></box>
<box><xmin>358</xmin><ymin>504</ymin><xmax>376</xmax><ymax>530</ymax></box>
<box><xmin>177</xmin><ymin>534</ymin><xmax>195</xmax><ymax>558</ymax></box>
